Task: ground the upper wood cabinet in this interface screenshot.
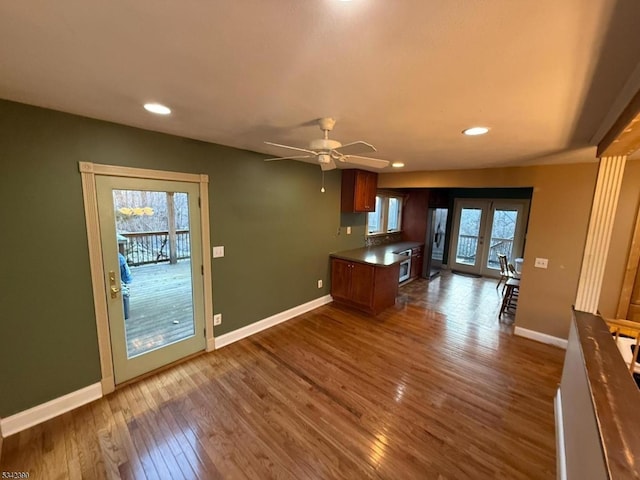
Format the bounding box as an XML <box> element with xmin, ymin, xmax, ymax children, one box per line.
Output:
<box><xmin>341</xmin><ymin>169</ymin><xmax>378</xmax><ymax>212</ymax></box>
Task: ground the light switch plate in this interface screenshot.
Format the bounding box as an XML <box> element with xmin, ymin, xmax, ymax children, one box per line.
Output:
<box><xmin>346</xmin><ymin>226</ymin><xmax>352</xmax><ymax>235</ymax></box>
<box><xmin>534</xmin><ymin>257</ymin><xmax>549</xmax><ymax>269</ymax></box>
<box><xmin>213</xmin><ymin>246</ymin><xmax>225</xmax><ymax>258</ymax></box>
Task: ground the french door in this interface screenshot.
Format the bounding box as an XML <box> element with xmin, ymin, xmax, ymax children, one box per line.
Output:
<box><xmin>449</xmin><ymin>199</ymin><xmax>529</xmax><ymax>277</ymax></box>
<box><xmin>95</xmin><ymin>175</ymin><xmax>206</xmax><ymax>384</ymax></box>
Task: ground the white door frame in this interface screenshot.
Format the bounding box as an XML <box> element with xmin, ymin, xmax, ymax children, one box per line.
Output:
<box><xmin>449</xmin><ymin>198</ymin><xmax>529</xmax><ymax>277</ymax></box>
<box><xmin>79</xmin><ymin>162</ymin><xmax>214</xmax><ymax>394</ymax></box>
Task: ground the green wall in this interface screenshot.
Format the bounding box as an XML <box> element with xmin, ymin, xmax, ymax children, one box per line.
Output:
<box><xmin>0</xmin><ymin>99</ymin><xmax>364</xmax><ymax>417</ymax></box>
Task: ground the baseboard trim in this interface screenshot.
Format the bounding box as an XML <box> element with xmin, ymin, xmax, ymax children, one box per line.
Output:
<box><xmin>215</xmin><ymin>295</ymin><xmax>333</xmax><ymax>349</ymax></box>
<box><xmin>0</xmin><ymin>383</ymin><xmax>102</xmax><ymax>438</ymax></box>
<box><xmin>555</xmin><ymin>389</ymin><xmax>567</xmax><ymax>480</ymax></box>
<box><xmin>514</xmin><ymin>326</ymin><xmax>568</xmax><ymax>349</ymax></box>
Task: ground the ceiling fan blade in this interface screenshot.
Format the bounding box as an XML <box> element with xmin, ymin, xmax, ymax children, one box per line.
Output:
<box><xmin>264</xmin><ymin>155</ymin><xmax>314</xmax><ymax>162</ymax></box>
<box><xmin>320</xmin><ymin>158</ymin><xmax>337</xmax><ymax>171</ymax></box>
<box><xmin>341</xmin><ymin>155</ymin><xmax>390</xmax><ymax>169</ymax></box>
<box><xmin>333</xmin><ymin>141</ymin><xmax>377</xmax><ymax>156</ymax></box>
<box><xmin>264</xmin><ymin>141</ymin><xmax>317</xmax><ymax>155</ymax></box>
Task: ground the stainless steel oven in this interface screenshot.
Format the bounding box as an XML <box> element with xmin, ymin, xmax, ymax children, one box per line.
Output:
<box><xmin>398</xmin><ymin>249</ymin><xmax>412</xmax><ymax>283</ymax></box>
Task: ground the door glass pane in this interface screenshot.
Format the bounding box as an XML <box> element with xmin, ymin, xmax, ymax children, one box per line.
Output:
<box><xmin>432</xmin><ymin>208</ymin><xmax>448</xmax><ymax>261</ymax></box>
<box><xmin>487</xmin><ymin>208</ymin><xmax>518</xmax><ymax>269</ymax></box>
<box><xmin>456</xmin><ymin>208</ymin><xmax>482</xmax><ymax>266</ymax></box>
<box><xmin>112</xmin><ymin>189</ymin><xmax>195</xmax><ymax>358</ymax></box>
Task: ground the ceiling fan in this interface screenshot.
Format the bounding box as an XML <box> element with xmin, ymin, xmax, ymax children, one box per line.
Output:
<box><xmin>264</xmin><ymin>118</ymin><xmax>390</xmax><ymax>171</ymax></box>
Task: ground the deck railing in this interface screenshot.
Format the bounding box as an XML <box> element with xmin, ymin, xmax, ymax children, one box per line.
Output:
<box><xmin>119</xmin><ymin>230</ymin><xmax>190</xmax><ymax>266</ymax></box>
<box><xmin>456</xmin><ymin>235</ymin><xmax>514</xmax><ymax>267</ymax></box>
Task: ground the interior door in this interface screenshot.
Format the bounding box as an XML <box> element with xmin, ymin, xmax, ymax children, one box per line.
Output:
<box><xmin>450</xmin><ymin>199</ymin><xmax>528</xmax><ymax>277</ymax></box>
<box><xmin>96</xmin><ymin>175</ymin><xmax>205</xmax><ymax>384</ymax></box>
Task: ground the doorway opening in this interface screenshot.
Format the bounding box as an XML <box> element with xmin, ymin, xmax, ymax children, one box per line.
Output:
<box><xmin>449</xmin><ymin>199</ymin><xmax>529</xmax><ymax>278</ymax></box>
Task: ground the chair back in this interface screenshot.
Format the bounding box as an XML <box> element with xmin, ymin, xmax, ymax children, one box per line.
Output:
<box><xmin>498</xmin><ymin>254</ymin><xmax>509</xmax><ymax>275</ymax></box>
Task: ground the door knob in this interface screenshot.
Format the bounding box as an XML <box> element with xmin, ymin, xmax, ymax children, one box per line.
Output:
<box><xmin>110</xmin><ymin>285</ymin><xmax>121</xmax><ymax>298</ymax></box>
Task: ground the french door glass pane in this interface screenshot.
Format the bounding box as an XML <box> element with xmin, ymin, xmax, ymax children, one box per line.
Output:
<box><xmin>487</xmin><ymin>208</ymin><xmax>518</xmax><ymax>269</ymax></box>
<box><xmin>112</xmin><ymin>189</ymin><xmax>195</xmax><ymax>358</ymax></box>
<box><xmin>456</xmin><ymin>208</ymin><xmax>482</xmax><ymax>266</ymax></box>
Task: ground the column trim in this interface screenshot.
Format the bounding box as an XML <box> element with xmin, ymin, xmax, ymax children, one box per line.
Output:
<box><xmin>575</xmin><ymin>156</ymin><xmax>626</xmax><ymax>313</ymax></box>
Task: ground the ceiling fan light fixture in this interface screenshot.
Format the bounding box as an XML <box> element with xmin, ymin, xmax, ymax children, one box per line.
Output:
<box><xmin>318</xmin><ymin>153</ymin><xmax>331</xmax><ymax>164</ymax></box>
<box><xmin>391</xmin><ymin>162</ymin><xmax>405</xmax><ymax>168</ymax></box>
<box><xmin>144</xmin><ymin>103</ymin><xmax>171</xmax><ymax>115</ymax></box>
<box><xmin>463</xmin><ymin>126</ymin><xmax>489</xmax><ymax>136</ymax></box>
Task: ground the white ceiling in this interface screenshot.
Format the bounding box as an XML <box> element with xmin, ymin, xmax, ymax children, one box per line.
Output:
<box><xmin>1</xmin><ymin>0</ymin><xmax>640</xmax><ymax>171</ymax></box>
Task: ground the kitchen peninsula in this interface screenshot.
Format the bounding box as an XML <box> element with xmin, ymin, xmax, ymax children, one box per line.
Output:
<box><xmin>330</xmin><ymin>242</ymin><xmax>423</xmax><ymax>315</ymax></box>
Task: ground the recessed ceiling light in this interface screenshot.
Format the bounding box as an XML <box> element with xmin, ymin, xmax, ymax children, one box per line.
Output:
<box><xmin>463</xmin><ymin>126</ymin><xmax>489</xmax><ymax>136</ymax></box>
<box><xmin>391</xmin><ymin>162</ymin><xmax>405</xmax><ymax>168</ymax></box>
<box><xmin>144</xmin><ymin>103</ymin><xmax>171</xmax><ymax>115</ymax></box>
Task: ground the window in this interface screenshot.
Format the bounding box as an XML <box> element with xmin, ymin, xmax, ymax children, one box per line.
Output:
<box><xmin>367</xmin><ymin>194</ymin><xmax>403</xmax><ymax>235</ymax></box>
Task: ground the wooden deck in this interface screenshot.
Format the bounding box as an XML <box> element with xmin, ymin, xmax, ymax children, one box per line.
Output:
<box><xmin>0</xmin><ymin>272</ymin><xmax>565</xmax><ymax>479</ymax></box>
<box><xmin>125</xmin><ymin>261</ymin><xmax>195</xmax><ymax>357</ymax></box>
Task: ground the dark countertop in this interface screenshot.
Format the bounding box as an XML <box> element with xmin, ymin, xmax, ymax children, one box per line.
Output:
<box><xmin>330</xmin><ymin>241</ymin><xmax>424</xmax><ymax>267</ymax></box>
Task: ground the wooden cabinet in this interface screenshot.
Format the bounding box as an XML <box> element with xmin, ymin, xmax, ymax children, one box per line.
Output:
<box><xmin>330</xmin><ymin>257</ymin><xmax>399</xmax><ymax>315</ymax></box>
<box><xmin>341</xmin><ymin>169</ymin><xmax>378</xmax><ymax>212</ymax></box>
<box><xmin>410</xmin><ymin>246</ymin><xmax>424</xmax><ymax>279</ymax></box>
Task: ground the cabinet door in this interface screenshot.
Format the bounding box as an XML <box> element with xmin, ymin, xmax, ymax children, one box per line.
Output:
<box><xmin>331</xmin><ymin>258</ymin><xmax>352</xmax><ymax>301</ymax></box>
<box><xmin>354</xmin><ymin>170</ymin><xmax>377</xmax><ymax>212</ymax></box>
<box><xmin>411</xmin><ymin>250</ymin><xmax>424</xmax><ymax>279</ymax></box>
<box><xmin>350</xmin><ymin>262</ymin><xmax>375</xmax><ymax>307</ymax></box>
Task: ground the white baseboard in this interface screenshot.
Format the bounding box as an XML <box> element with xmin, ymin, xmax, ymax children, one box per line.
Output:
<box><xmin>215</xmin><ymin>295</ymin><xmax>333</xmax><ymax>349</ymax></box>
<box><xmin>514</xmin><ymin>326</ymin><xmax>568</xmax><ymax>349</ymax></box>
<box><xmin>555</xmin><ymin>389</ymin><xmax>567</xmax><ymax>480</ymax></box>
<box><xmin>1</xmin><ymin>383</ymin><xmax>102</xmax><ymax>438</ymax></box>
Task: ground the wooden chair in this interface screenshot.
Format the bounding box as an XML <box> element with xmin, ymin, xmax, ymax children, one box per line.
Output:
<box><xmin>508</xmin><ymin>262</ymin><xmax>521</xmax><ymax>280</ymax></box>
<box><xmin>499</xmin><ymin>278</ymin><xmax>520</xmax><ymax>319</ymax></box>
<box><xmin>496</xmin><ymin>254</ymin><xmax>509</xmax><ymax>292</ymax></box>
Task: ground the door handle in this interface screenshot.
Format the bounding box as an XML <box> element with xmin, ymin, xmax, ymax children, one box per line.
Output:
<box><xmin>108</xmin><ymin>270</ymin><xmax>121</xmax><ymax>298</ymax></box>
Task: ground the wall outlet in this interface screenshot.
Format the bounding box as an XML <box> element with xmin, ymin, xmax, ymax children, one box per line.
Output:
<box><xmin>213</xmin><ymin>313</ymin><xmax>222</xmax><ymax>326</ymax></box>
<box><xmin>317</xmin><ymin>279</ymin><xmax>323</xmax><ymax>289</ymax></box>
<box><xmin>213</xmin><ymin>246</ymin><xmax>225</xmax><ymax>258</ymax></box>
<box><xmin>346</xmin><ymin>226</ymin><xmax>352</xmax><ymax>235</ymax></box>
<box><xmin>534</xmin><ymin>257</ymin><xmax>549</xmax><ymax>269</ymax></box>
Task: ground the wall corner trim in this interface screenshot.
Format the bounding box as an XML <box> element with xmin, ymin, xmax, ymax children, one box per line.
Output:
<box><xmin>514</xmin><ymin>326</ymin><xmax>568</xmax><ymax>349</ymax></box>
<box><xmin>214</xmin><ymin>295</ymin><xmax>333</xmax><ymax>349</ymax></box>
<box><xmin>0</xmin><ymin>383</ymin><xmax>102</xmax><ymax>438</ymax></box>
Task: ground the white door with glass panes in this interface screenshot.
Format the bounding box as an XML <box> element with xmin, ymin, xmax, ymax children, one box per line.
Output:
<box><xmin>95</xmin><ymin>175</ymin><xmax>206</xmax><ymax>384</ymax></box>
<box><xmin>449</xmin><ymin>199</ymin><xmax>529</xmax><ymax>276</ymax></box>
<box><xmin>368</xmin><ymin>194</ymin><xmax>403</xmax><ymax>235</ymax></box>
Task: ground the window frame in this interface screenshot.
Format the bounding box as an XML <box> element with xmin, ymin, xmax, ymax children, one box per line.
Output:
<box><xmin>367</xmin><ymin>193</ymin><xmax>404</xmax><ymax>236</ymax></box>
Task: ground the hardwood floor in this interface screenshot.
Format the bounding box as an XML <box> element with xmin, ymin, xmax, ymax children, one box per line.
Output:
<box><xmin>0</xmin><ymin>272</ymin><xmax>564</xmax><ymax>479</ymax></box>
